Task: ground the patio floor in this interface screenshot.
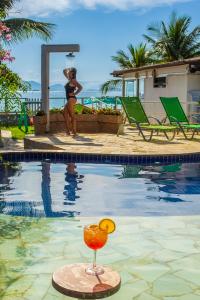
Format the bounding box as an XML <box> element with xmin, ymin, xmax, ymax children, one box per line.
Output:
<box><xmin>23</xmin><ymin>127</ymin><xmax>200</xmax><ymax>155</ymax></box>
<box><xmin>1</xmin><ymin>127</ymin><xmax>200</xmax><ymax>155</ymax></box>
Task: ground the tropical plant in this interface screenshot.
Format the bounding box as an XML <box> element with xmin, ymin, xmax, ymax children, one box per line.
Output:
<box><xmin>144</xmin><ymin>12</ymin><xmax>200</xmax><ymax>61</ymax></box>
<box><xmin>36</xmin><ymin>110</ymin><xmax>46</xmax><ymax>116</ymax></box>
<box><xmin>81</xmin><ymin>106</ymin><xmax>96</xmax><ymax>115</ymax></box>
<box><xmin>0</xmin><ymin>0</ymin><xmax>16</xmax><ymax>18</ymax></box>
<box><xmin>50</xmin><ymin>107</ymin><xmax>64</xmax><ymax>114</ymax></box>
<box><xmin>0</xmin><ymin>0</ymin><xmax>55</xmax><ymax>44</ymax></box>
<box><xmin>101</xmin><ymin>43</ymin><xmax>155</xmax><ymax>96</ymax></box>
<box><xmin>0</xmin><ymin>64</ymin><xmax>28</xmax><ymax>119</ymax></box>
<box><xmin>97</xmin><ymin>108</ymin><xmax>122</xmax><ymax>116</ymax></box>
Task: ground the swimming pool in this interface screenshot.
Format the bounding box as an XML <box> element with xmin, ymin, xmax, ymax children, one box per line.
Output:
<box><xmin>1</xmin><ymin>161</ymin><xmax>200</xmax><ymax>218</ymax></box>
<box><xmin>1</xmin><ymin>159</ymin><xmax>200</xmax><ymax>299</ymax></box>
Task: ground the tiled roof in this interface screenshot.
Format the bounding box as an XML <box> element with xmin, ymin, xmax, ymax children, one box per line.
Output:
<box><xmin>111</xmin><ymin>56</ymin><xmax>200</xmax><ymax>77</ymax></box>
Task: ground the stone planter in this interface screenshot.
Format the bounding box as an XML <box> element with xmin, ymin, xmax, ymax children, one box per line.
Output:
<box><xmin>98</xmin><ymin>114</ymin><xmax>123</xmax><ymax>134</ymax></box>
<box><xmin>34</xmin><ymin>113</ymin><xmax>66</xmax><ymax>134</ymax></box>
<box><xmin>49</xmin><ymin>113</ymin><xmax>66</xmax><ymax>133</ymax></box>
<box><xmin>50</xmin><ymin>112</ymin><xmax>65</xmax><ymax>122</ymax></box>
<box><xmin>33</xmin><ymin>115</ymin><xmax>47</xmax><ymax>135</ymax></box>
<box><xmin>34</xmin><ymin>113</ymin><xmax>123</xmax><ymax>135</ymax></box>
<box><xmin>76</xmin><ymin>114</ymin><xmax>99</xmax><ymax>133</ymax></box>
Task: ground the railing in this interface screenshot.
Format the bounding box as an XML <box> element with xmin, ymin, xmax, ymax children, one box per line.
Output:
<box><xmin>0</xmin><ymin>97</ymin><xmax>43</xmax><ymax>114</ymax></box>
<box><xmin>25</xmin><ymin>98</ymin><xmax>42</xmax><ymax>113</ymax></box>
<box><xmin>0</xmin><ymin>97</ymin><xmax>121</xmax><ymax>114</ymax></box>
<box><xmin>47</xmin><ymin>97</ymin><xmax>121</xmax><ymax>110</ymax></box>
<box><xmin>0</xmin><ymin>98</ymin><xmax>200</xmax><ymax>122</ymax></box>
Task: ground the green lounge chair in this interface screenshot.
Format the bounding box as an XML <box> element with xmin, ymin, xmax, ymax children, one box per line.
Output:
<box><xmin>160</xmin><ymin>97</ymin><xmax>200</xmax><ymax>140</ymax></box>
<box><xmin>119</xmin><ymin>97</ymin><xmax>177</xmax><ymax>141</ymax></box>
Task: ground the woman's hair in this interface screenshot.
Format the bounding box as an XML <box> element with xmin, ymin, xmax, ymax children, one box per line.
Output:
<box><xmin>63</xmin><ymin>67</ymin><xmax>77</xmax><ymax>79</ymax></box>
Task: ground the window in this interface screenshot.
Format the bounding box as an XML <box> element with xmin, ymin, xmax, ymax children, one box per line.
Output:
<box><xmin>153</xmin><ymin>76</ymin><xmax>166</xmax><ymax>88</ymax></box>
<box><xmin>125</xmin><ymin>80</ymin><xmax>135</xmax><ymax>96</ymax></box>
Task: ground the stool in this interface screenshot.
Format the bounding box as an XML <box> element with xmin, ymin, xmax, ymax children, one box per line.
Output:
<box><xmin>52</xmin><ymin>263</ymin><xmax>121</xmax><ymax>299</ymax></box>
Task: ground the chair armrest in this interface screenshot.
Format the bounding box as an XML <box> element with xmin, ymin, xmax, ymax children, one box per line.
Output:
<box><xmin>129</xmin><ymin>116</ymin><xmax>137</xmax><ymax>124</ymax></box>
<box><xmin>169</xmin><ymin>116</ymin><xmax>179</xmax><ymax>123</ymax></box>
<box><xmin>161</xmin><ymin>116</ymin><xmax>168</xmax><ymax>124</ymax></box>
<box><xmin>147</xmin><ymin>116</ymin><xmax>162</xmax><ymax>125</ymax></box>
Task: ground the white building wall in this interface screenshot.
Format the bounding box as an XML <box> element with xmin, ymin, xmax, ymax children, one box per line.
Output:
<box><xmin>123</xmin><ymin>65</ymin><xmax>200</xmax><ymax>120</ymax></box>
<box><xmin>143</xmin><ymin>74</ymin><xmax>188</xmax><ymax>119</ymax></box>
<box><xmin>187</xmin><ymin>74</ymin><xmax>200</xmax><ymax>91</ymax></box>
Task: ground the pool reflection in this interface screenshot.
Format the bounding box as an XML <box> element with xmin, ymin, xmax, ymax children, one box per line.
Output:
<box><xmin>0</xmin><ymin>161</ymin><xmax>200</xmax><ymax>217</ymax></box>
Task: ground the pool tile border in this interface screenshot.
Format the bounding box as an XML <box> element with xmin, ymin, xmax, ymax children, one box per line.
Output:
<box><xmin>1</xmin><ymin>151</ymin><xmax>200</xmax><ymax>165</ymax></box>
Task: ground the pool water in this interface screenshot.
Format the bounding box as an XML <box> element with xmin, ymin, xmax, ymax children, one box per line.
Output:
<box><xmin>1</xmin><ymin>161</ymin><xmax>200</xmax><ymax>300</ymax></box>
<box><xmin>0</xmin><ymin>161</ymin><xmax>200</xmax><ymax>218</ymax></box>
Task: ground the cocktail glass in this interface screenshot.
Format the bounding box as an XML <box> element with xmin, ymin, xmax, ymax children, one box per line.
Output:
<box><xmin>84</xmin><ymin>224</ymin><xmax>108</xmax><ymax>275</ymax></box>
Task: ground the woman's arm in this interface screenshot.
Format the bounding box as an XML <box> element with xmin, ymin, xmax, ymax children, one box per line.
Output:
<box><xmin>72</xmin><ymin>79</ymin><xmax>83</xmax><ymax>95</ymax></box>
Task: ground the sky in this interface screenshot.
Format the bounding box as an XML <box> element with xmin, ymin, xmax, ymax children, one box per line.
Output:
<box><xmin>8</xmin><ymin>0</ymin><xmax>200</xmax><ymax>91</ymax></box>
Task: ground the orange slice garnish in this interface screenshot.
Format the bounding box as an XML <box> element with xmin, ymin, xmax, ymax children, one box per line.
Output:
<box><xmin>99</xmin><ymin>218</ymin><xmax>116</xmax><ymax>234</ymax></box>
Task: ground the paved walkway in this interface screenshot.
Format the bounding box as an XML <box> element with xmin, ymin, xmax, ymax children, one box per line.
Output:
<box><xmin>1</xmin><ymin>127</ymin><xmax>200</xmax><ymax>155</ymax></box>
<box><xmin>0</xmin><ymin>130</ymin><xmax>24</xmax><ymax>151</ymax></box>
<box><xmin>24</xmin><ymin>127</ymin><xmax>200</xmax><ymax>155</ymax></box>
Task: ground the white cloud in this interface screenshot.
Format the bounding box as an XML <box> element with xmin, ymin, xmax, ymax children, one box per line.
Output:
<box><xmin>11</xmin><ymin>0</ymin><xmax>191</xmax><ymax>17</ymax></box>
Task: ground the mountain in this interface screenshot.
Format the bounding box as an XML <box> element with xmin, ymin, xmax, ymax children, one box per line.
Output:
<box><xmin>26</xmin><ymin>81</ymin><xmax>64</xmax><ymax>91</ymax></box>
<box><xmin>50</xmin><ymin>84</ymin><xmax>64</xmax><ymax>91</ymax></box>
<box><xmin>25</xmin><ymin>81</ymin><xmax>41</xmax><ymax>91</ymax></box>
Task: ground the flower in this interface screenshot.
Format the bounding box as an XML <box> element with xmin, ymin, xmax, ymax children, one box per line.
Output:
<box><xmin>0</xmin><ymin>49</ymin><xmax>15</xmax><ymax>62</ymax></box>
<box><xmin>0</xmin><ymin>22</ymin><xmax>14</xmax><ymax>63</ymax></box>
<box><xmin>0</xmin><ymin>22</ymin><xmax>10</xmax><ymax>34</ymax></box>
<box><xmin>5</xmin><ymin>34</ymin><xmax>12</xmax><ymax>41</ymax></box>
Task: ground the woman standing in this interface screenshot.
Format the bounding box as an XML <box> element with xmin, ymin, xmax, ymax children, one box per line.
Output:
<box><xmin>63</xmin><ymin>68</ymin><xmax>82</xmax><ymax>136</ymax></box>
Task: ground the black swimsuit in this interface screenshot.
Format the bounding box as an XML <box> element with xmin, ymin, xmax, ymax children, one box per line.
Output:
<box><xmin>65</xmin><ymin>82</ymin><xmax>76</xmax><ymax>100</ymax></box>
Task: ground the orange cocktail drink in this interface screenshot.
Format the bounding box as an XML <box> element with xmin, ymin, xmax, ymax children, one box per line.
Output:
<box><xmin>84</xmin><ymin>224</ymin><xmax>108</xmax><ymax>250</ymax></box>
<box><xmin>83</xmin><ymin>219</ymin><xmax>115</xmax><ymax>276</ymax></box>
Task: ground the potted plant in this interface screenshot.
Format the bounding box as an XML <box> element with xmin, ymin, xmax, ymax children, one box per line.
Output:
<box><xmin>33</xmin><ymin>105</ymin><xmax>123</xmax><ymax>135</ymax></box>
<box><xmin>75</xmin><ymin>106</ymin><xmax>99</xmax><ymax>133</ymax></box>
<box><xmin>33</xmin><ymin>110</ymin><xmax>47</xmax><ymax>135</ymax></box>
<box><xmin>97</xmin><ymin>108</ymin><xmax>123</xmax><ymax>133</ymax></box>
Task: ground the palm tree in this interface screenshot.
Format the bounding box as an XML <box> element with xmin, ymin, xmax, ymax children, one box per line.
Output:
<box><xmin>0</xmin><ymin>0</ymin><xmax>15</xmax><ymax>18</ymax></box>
<box><xmin>0</xmin><ymin>0</ymin><xmax>55</xmax><ymax>44</ymax></box>
<box><xmin>101</xmin><ymin>43</ymin><xmax>154</xmax><ymax>97</ymax></box>
<box><xmin>144</xmin><ymin>12</ymin><xmax>200</xmax><ymax>62</ymax></box>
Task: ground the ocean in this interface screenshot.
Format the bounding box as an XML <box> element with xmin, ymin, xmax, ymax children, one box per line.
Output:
<box><xmin>22</xmin><ymin>90</ymin><xmax>121</xmax><ymax>109</ymax></box>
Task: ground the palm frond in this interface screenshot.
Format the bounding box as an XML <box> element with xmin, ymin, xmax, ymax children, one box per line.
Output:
<box><xmin>100</xmin><ymin>80</ymin><xmax>122</xmax><ymax>95</ymax></box>
<box><xmin>0</xmin><ymin>0</ymin><xmax>18</xmax><ymax>17</ymax></box>
<box><xmin>146</xmin><ymin>22</ymin><xmax>162</xmax><ymax>38</ymax></box>
<box><xmin>112</xmin><ymin>53</ymin><xmax>132</xmax><ymax>69</ymax></box>
<box><xmin>144</xmin><ymin>12</ymin><xmax>200</xmax><ymax>61</ymax></box>
<box><xmin>3</xmin><ymin>18</ymin><xmax>55</xmax><ymax>43</ymax></box>
<box><xmin>143</xmin><ymin>34</ymin><xmax>157</xmax><ymax>45</ymax></box>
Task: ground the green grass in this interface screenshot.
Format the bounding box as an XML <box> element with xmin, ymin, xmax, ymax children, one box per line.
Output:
<box><xmin>1</xmin><ymin>126</ymin><xmax>34</xmax><ymax>140</ymax></box>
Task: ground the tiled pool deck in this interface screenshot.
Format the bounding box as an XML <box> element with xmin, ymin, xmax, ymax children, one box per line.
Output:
<box><xmin>1</xmin><ymin>215</ymin><xmax>200</xmax><ymax>300</ymax></box>
<box><xmin>1</xmin><ymin>127</ymin><xmax>200</xmax><ymax>156</ymax></box>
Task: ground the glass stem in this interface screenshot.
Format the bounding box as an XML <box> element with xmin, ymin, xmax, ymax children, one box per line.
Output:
<box><xmin>93</xmin><ymin>250</ymin><xmax>97</xmax><ymax>269</ymax></box>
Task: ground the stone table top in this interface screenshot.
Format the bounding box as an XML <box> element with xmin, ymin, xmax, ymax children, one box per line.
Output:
<box><xmin>52</xmin><ymin>263</ymin><xmax>121</xmax><ymax>299</ymax></box>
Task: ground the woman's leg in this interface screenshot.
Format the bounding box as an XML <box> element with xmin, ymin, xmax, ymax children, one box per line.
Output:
<box><xmin>63</xmin><ymin>104</ymin><xmax>71</xmax><ymax>135</ymax></box>
<box><xmin>67</xmin><ymin>98</ymin><xmax>77</xmax><ymax>136</ymax></box>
